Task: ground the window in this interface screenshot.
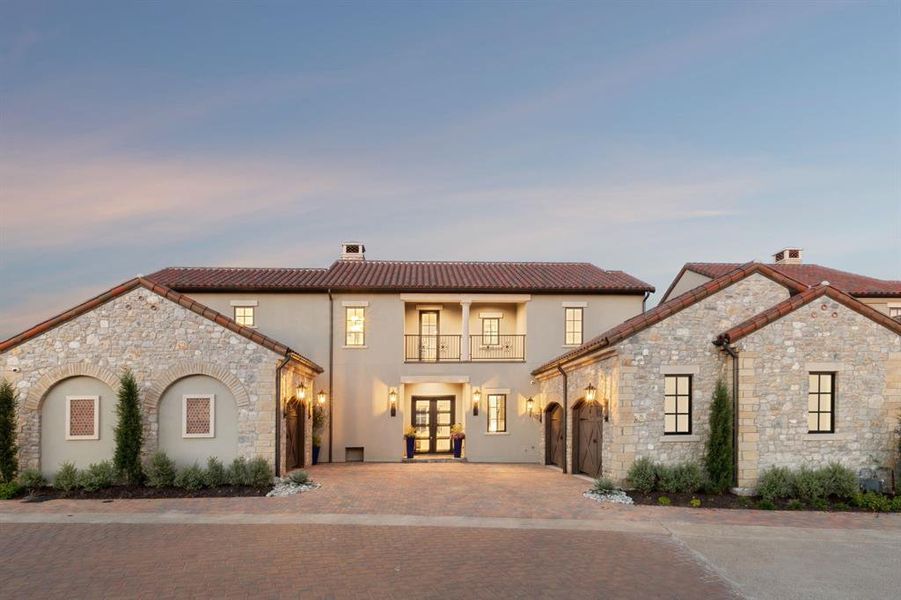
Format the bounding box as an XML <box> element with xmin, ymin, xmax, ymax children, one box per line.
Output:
<box><xmin>66</xmin><ymin>396</ymin><xmax>99</xmax><ymax>440</ymax></box>
<box><xmin>487</xmin><ymin>394</ymin><xmax>506</xmax><ymax>432</ymax></box>
<box><xmin>482</xmin><ymin>317</ymin><xmax>500</xmax><ymax>345</ymax></box>
<box><xmin>564</xmin><ymin>307</ymin><xmax>583</xmax><ymax>345</ymax></box>
<box><xmin>890</xmin><ymin>306</ymin><xmax>901</xmax><ymax>322</ymax></box>
<box><xmin>183</xmin><ymin>394</ymin><xmax>215</xmax><ymax>438</ymax></box>
<box><xmin>663</xmin><ymin>375</ymin><xmax>691</xmax><ymax>435</ymax></box>
<box><xmin>234</xmin><ymin>306</ymin><xmax>255</xmax><ymax>327</ymax></box>
<box><xmin>808</xmin><ymin>373</ymin><xmax>835</xmax><ymax>433</ymax></box>
<box><xmin>345</xmin><ymin>307</ymin><xmax>365</xmax><ymax>346</ymax></box>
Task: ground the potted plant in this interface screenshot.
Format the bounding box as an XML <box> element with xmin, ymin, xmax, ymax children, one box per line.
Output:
<box><xmin>450</xmin><ymin>424</ymin><xmax>465</xmax><ymax>458</ymax></box>
<box><xmin>312</xmin><ymin>434</ymin><xmax>322</xmax><ymax>465</ymax></box>
<box><xmin>312</xmin><ymin>404</ymin><xmax>326</xmax><ymax>465</ymax></box>
<box><xmin>403</xmin><ymin>426</ymin><xmax>417</xmax><ymax>459</ymax></box>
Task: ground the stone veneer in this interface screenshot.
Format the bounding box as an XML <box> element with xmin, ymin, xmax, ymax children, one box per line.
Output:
<box><xmin>1</xmin><ymin>288</ymin><xmax>287</xmax><ymax>470</ymax></box>
<box><xmin>734</xmin><ymin>297</ymin><xmax>901</xmax><ymax>488</ymax></box>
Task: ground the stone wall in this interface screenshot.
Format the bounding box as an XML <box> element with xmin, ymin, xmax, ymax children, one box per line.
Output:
<box><xmin>735</xmin><ymin>298</ymin><xmax>901</xmax><ymax>488</ymax></box>
<box><xmin>1</xmin><ymin>288</ymin><xmax>286</xmax><ymax>470</ymax></box>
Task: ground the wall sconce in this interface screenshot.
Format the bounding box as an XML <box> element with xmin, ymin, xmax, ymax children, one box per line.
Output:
<box><xmin>317</xmin><ymin>390</ymin><xmax>327</xmax><ymax>406</ymax></box>
<box><xmin>472</xmin><ymin>388</ymin><xmax>481</xmax><ymax>416</ymax></box>
<box><xmin>296</xmin><ymin>382</ymin><xmax>306</xmax><ymax>401</ymax></box>
<box><xmin>389</xmin><ymin>387</ymin><xmax>398</xmax><ymax>417</ymax></box>
<box><xmin>601</xmin><ymin>395</ymin><xmax>609</xmax><ymax>422</ymax></box>
<box><xmin>585</xmin><ymin>383</ymin><xmax>597</xmax><ymax>403</ymax></box>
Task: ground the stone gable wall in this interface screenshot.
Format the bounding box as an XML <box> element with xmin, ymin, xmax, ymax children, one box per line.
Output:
<box><xmin>1</xmin><ymin>288</ymin><xmax>284</xmax><ymax>470</ymax></box>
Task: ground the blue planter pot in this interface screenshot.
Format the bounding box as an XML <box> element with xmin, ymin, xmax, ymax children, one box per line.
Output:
<box><xmin>405</xmin><ymin>437</ymin><xmax>415</xmax><ymax>459</ymax></box>
<box><xmin>312</xmin><ymin>446</ymin><xmax>321</xmax><ymax>465</ymax></box>
<box><xmin>453</xmin><ymin>438</ymin><xmax>463</xmax><ymax>458</ymax></box>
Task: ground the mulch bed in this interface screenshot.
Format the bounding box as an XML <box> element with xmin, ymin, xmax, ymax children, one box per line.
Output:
<box><xmin>628</xmin><ymin>491</ymin><xmax>879</xmax><ymax>512</ymax></box>
<box><xmin>8</xmin><ymin>485</ymin><xmax>269</xmax><ymax>501</ymax></box>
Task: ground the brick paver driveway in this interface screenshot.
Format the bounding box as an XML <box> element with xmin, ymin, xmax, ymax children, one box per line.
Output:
<box><xmin>3</xmin><ymin>463</ymin><xmax>899</xmax><ymax>599</ymax></box>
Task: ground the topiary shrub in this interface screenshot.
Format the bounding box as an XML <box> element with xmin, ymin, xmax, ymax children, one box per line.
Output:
<box><xmin>820</xmin><ymin>462</ymin><xmax>858</xmax><ymax>499</ymax></box>
<box><xmin>247</xmin><ymin>457</ymin><xmax>274</xmax><ymax>487</ymax></box>
<box><xmin>113</xmin><ymin>369</ymin><xmax>143</xmax><ymax>484</ymax></box>
<box><xmin>227</xmin><ymin>457</ymin><xmax>251</xmax><ymax>486</ymax></box>
<box><xmin>0</xmin><ymin>379</ymin><xmax>19</xmax><ymax>483</ymax></box>
<box><xmin>794</xmin><ymin>467</ymin><xmax>826</xmax><ymax>503</ymax></box>
<box><xmin>592</xmin><ymin>477</ymin><xmax>615</xmax><ymax>494</ymax></box>
<box><xmin>54</xmin><ymin>462</ymin><xmax>80</xmax><ymax>493</ymax></box>
<box><xmin>288</xmin><ymin>470</ymin><xmax>310</xmax><ymax>485</ymax></box>
<box><xmin>704</xmin><ymin>379</ymin><xmax>733</xmax><ymax>493</ymax></box>
<box><xmin>18</xmin><ymin>469</ymin><xmax>46</xmax><ymax>493</ymax></box>
<box><xmin>78</xmin><ymin>460</ymin><xmax>117</xmax><ymax>492</ymax></box>
<box><xmin>174</xmin><ymin>463</ymin><xmax>206</xmax><ymax>491</ymax></box>
<box><xmin>144</xmin><ymin>451</ymin><xmax>176</xmax><ymax>488</ymax></box>
<box><xmin>628</xmin><ymin>457</ymin><xmax>657</xmax><ymax>493</ymax></box>
<box><xmin>202</xmin><ymin>457</ymin><xmax>227</xmax><ymax>487</ymax></box>
<box><xmin>757</xmin><ymin>466</ymin><xmax>796</xmax><ymax>501</ymax></box>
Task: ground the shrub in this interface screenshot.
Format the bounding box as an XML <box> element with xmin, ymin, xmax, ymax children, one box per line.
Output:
<box><xmin>833</xmin><ymin>502</ymin><xmax>849</xmax><ymax>511</ymax></box>
<box><xmin>174</xmin><ymin>463</ymin><xmax>206</xmax><ymax>491</ymax></box>
<box><xmin>658</xmin><ymin>462</ymin><xmax>705</xmax><ymax>494</ymax></box>
<box><xmin>891</xmin><ymin>496</ymin><xmax>901</xmax><ymax>512</ymax></box>
<box><xmin>756</xmin><ymin>499</ymin><xmax>776</xmax><ymax>510</ymax></box>
<box><xmin>114</xmin><ymin>369</ymin><xmax>143</xmax><ymax>484</ymax></box>
<box><xmin>811</xmin><ymin>498</ymin><xmax>830</xmax><ymax>511</ymax></box>
<box><xmin>0</xmin><ymin>481</ymin><xmax>22</xmax><ymax>499</ymax></box>
<box><xmin>657</xmin><ymin>495</ymin><xmax>671</xmax><ymax>506</ymax></box>
<box><xmin>592</xmin><ymin>477</ymin><xmax>615</xmax><ymax>494</ymax></box>
<box><xmin>145</xmin><ymin>452</ymin><xmax>176</xmax><ymax>488</ymax></box>
<box><xmin>18</xmin><ymin>468</ymin><xmax>46</xmax><ymax>492</ymax></box>
<box><xmin>854</xmin><ymin>491</ymin><xmax>891</xmax><ymax>513</ymax></box>
<box><xmin>628</xmin><ymin>457</ymin><xmax>657</xmax><ymax>493</ymax></box>
<box><xmin>0</xmin><ymin>379</ymin><xmax>19</xmax><ymax>483</ymax></box>
<box><xmin>786</xmin><ymin>499</ymin><xmax>804</xmax><ymax>511</ymax></box>
<box><xmin>705</xmin><ymin>379</ymin><xmax>733</xmax><ymax>493</ymax></box>
<box><xmin>738</xmin><ymin>496</ymin><xmax>753</xmax><ymax>509</ymax></box>
<box><xmin>227</xmin><ymin>457</ymin><xmax>251</xmax><ymax>486</ymax></box>
<box><xmin>821</xmin><ymin>463</ymin><xmax>858</xmax><ymax>499</ymax></box>
<box><xmin>289</xmin><ymin>470</ymin><xmax>310</xmax><ymax>485</ymax></box>
<box><xmin>54</xmin><ymin>462</ymin><xmax>80</xmax><ymax>493</ymax></box>
<box><xmin>247</xmin><ymin>457</ymin><xmax>274</xmax><ymax>487</ymax></box>
<box><xmin>757</xmin><ymin>467</ymin><xmax>796</xmax><ymax>501</ymax></box>
<box><xmin>794</xmin><ymin>467</ymin><xmax>826</xmax><ymax>503</ymax></box>
<box><xmin>689</xmin><ymin>497</ymin><xmax>701</xmax><ymax>508</ymax></box>
<box><xmin>78</xmin><ymin>460</ymin><xmax>117</xmax><ymax>492</ymax></box>
<box><xmin>202</xmin><ymin>457</ymin><xmax>227</xmax><ymax>487</ymax></box>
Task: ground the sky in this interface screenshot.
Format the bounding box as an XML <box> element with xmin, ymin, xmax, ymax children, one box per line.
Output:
<box><xmin>1</xmin><ymin>1</ymin><xmax>899</xmax><ymax>339</ymax></box>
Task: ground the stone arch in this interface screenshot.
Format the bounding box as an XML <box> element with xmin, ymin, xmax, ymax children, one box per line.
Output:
<box><xmin>144</xmin><ymin>360</ymin><xmax>250</xmax><ymax>411</ymax></box>
<box><xmin>26</xmin><ymin>363</ymin><xmax>120</xmax><ymax>411</ymax></box>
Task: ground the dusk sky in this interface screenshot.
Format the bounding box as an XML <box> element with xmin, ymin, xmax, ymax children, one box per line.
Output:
<box><xmin>1</xmin><ymin>1</ymin><xmax>899</xmax><ymax>339</ymax></box>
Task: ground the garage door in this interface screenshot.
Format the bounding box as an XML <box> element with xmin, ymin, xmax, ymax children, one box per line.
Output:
<box><xmin>574</xmin><ymin>401</ymin><xmax>603</xmax><ymax>478</ymax></box>
<box><xmin>546</xmin><ymin>404</ymin><xmax>564</xmax><ymax>469</ymax></box>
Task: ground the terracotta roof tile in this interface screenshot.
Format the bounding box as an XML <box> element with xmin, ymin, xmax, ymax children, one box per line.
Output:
<box><xmin>146</xmin><ymin>267</ymin><xmax>329</xmax><ymax>291</ymax></box>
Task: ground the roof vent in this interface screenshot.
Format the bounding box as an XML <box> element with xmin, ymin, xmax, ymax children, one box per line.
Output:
<box><xmin>341</xmin><ymin>242</ymin><xmax>366</xmax><ymax>261</ymax></box>
<box><xmin>773</xmin><ymin>247</ymin><xmax>803</xmax><ymax>265</ymax></box>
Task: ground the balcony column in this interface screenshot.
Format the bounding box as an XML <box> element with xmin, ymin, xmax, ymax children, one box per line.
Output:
<box><xmin>460</xmin><ymin>301</ymin><xmax>471</xmax><ymax>361</ymax></box>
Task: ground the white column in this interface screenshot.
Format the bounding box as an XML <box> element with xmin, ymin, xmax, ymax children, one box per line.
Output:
<box><xmin>461</xmin><ymin>301</ymin><xmax>471</xmax><ymax>361</ymax></box>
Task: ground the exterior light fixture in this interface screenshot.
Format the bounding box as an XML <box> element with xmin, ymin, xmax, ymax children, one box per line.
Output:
<box><xmin>296</xmin><ymin>382</ymin><xmax>306</xmax><ymax>401</ymax></box>
<box><xmin>585</xmin><ymin>383</ymin><xmax>597</xmax><ymax>403</ymax></box>
<box><xmin>317</xmin><ymin>390</ymin><xmax>327</xmax><ymax>406</ymax></box>
<box><xmin>389</xmin><ymin>387</ymin><xmax>398</xmax><ymax>417</ymax></box>
<box><xmin>526</xmin><ymin>396</ymin><xmax>534</xmax><ymax>415</ymax></box>
<box><xmin>472</xmin><ymin>388</ymin><xmax>481</xmax><ymax>416</ymax></box>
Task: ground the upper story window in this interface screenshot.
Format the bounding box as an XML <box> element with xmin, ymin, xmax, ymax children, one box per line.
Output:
<box><xmin>345</xmin><ymin>307</ymin><xmax>366</xmax><ymax>346</ymax></box>
<box><xmin>482</xmin><ymin>317</ymin><xmax>500</xmax><ymax>346</ymax></box>
<box><xmin>66</xmin><ymin>396</ymin><xmax>100</xmax><ymax>440</ymax></box>
<box><xmin>234</xmin><ymin>306</ymin><xmax>255</xmax><ymax>327</ymax></box>
<box><xmin>890</xmin><ymin>306</ymin><xmax>901</xmax><ymax>322</ymax></box>
<box><xmin>183</xmin><ymin>394</ymin><xmax>215</xmax><ymax>438</ymax></box>
<box><xmin>808</xmin><ymin>373</ymin><xmax>835</xmax><ymax>433</ymax></box>
<box><xmin>487</xmin><ymin>394</ymin><xmax>506</xmax><ymax>433</ymax></box>
<box><xmin>664</xmin><ymin>375</ymin><xmax>691</xmax><ymax>435</ymax></box>
<box><xmin>564</xmin><ymin>307</ymin><xmax>583</xmax><ymax>345</ymax></box>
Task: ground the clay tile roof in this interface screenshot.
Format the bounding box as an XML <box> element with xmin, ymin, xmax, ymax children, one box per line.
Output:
<box><xmin>0</xmin><ymin>278</ymin><xmax>323</xmax><ymax>373</ymax></box>
<box><xmin>716</xmin><ymin>284</ymin><xmax>901</xmax><ymax>345</ymax></box>
<box><xmin>532</xmin><ymin>263</ymin><xmax>808</xmax><ymax>376</ymax></box>
<box><xmin>318</xmin><ymin>260</ymin><xmax>654</xmax><ymax>293</ymax></box>
<box><xmin>680</xmin><ymin>263</ymin><xmax>901</xmax><ymax>298</ymax></box>
<box><xmin>146</xmin><ymin>267</ymin><xmax>329</xmax><ymax>291</ymax></box>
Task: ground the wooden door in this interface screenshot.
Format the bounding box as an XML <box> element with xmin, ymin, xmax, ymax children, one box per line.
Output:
<box><xmin>419</xmin><ymin>311</ymin><xmax>439</xmax><ymax>361</ymax></box>
<box><xmin>412</xmin><ymin>396</ymin><xmax>455</xmax><ymax>453</ymax></box>
<box><xmin>546</xmin><ymin>404</ymin><xmax>564</xmax><ymax>468</ymax></box>
<box><xmin>285</xmin><ymin>400</ymin><xmax>305</xmax><ymax>469</ymax></box>
<box><xmin>574</xmin><ymin>402</ymin><xmax>603</xmax><ymax>478</ymax></box>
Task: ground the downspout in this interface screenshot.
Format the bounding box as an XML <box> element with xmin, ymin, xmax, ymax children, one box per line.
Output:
<box><xmin>274</xmin><ymin>355</ymin><xmax>291</xmax><ymax>477</ymax></box>
<box><xmin>642</xmin><ymin>291</ymin><xmax>651</xmax><ymax>313</ymax></box>
<box><xmin>556</xmin><ymin>365</ymin><xmax>568</xmax><ymax>474</ymax></box>
<box><xmin>720</xmin><ymin>342</ymin><xmax>740</xmax><ymax>487</ymax></box>
<box><xmin>328</xmin><ymin>289</ymin><xmax>334</xmax><ymax>463</ymax></box>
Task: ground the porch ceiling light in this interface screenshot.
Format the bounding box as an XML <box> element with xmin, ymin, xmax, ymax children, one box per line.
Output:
<box><xmin>472</xmin><ymin>388</ymin><xmax>481</xmax><ymax>416</ymax></box>
<box><xmin>389</xmin><ymin>387</ymin><xmax>398</xmax><ymax>417</ymax></box>
<box><xmin>296</xmin><ymin>382</ymin><xmax>306</xmax><ymax>401</ymax></box>
<box><xmin>585</xmin><ymin>383</ymin><xmax>597</xmax><ymax>403</ymax></box>
<box><xmin>317</xmin><ymin>390</ymin><xmax>327</xmax><ymax>406</ymax></box>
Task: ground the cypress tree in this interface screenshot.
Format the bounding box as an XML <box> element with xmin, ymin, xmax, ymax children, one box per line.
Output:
<box><xmin>114</xmin><ymin>369</ymin><xmax>143</xmax><ymax>484</ymax></box>
<box><xmin>0</xmin><ymin>379</ymin><xmax>19</xmax><ymax>483</ymax></box>
<box><xmin>705</xmin><ymin>379</ymin><xmax>734</xmax><ymax>493</ymax></box>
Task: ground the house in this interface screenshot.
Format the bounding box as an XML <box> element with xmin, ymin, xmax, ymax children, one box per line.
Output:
<box><xmin>531</xmin><ymin>249</ymin><xmax>901</xmax><ymax>491</ymax></box>
<box><xmin>0</xmin><ymin>243</ymin><xmax>654</xmax><ymax>477</ymax></box>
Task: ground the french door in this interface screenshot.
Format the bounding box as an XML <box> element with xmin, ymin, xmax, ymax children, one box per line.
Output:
<box><xmin>419</xmin><ymin>310</ymin><xmax>439</xmax><ymax>361</ymax></box>
<box><xmin>412</xmin><ymin>396</ymin><xmax>455</xmax><ymax>453</ymax></box>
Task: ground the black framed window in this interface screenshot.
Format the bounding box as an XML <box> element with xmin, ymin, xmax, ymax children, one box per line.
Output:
<box><xmin>234</xmin><ymin>306</ymin><xmax>255</xmax><ymax>327</ymax></box>
<box><xmin>487</xmin><ymin>394</ymin><xmax>506</xmax><ymax>432</ymax></box>
<box><xmin>482</xmin><ymin>317</ymin><xmax>500</xmax><ymax>345</ymax></box>
<box><xmin>664</xmin><ymin>375</ymin><xmax>691</xmax><ymax>434</ymax></box>
<box><xmin>345</xmin><ymin>307</ymin><xmax>365</xmax><ymax>346</ymax></box>
<box><xmin>808</xmin><ymin>372</ymin><xmax>835</xmax><ymax>433</ymax></box>
<box><xmin>565</xmin><ymin>307</ymin><xmax>583</xmax><ymax>345</ymax></box>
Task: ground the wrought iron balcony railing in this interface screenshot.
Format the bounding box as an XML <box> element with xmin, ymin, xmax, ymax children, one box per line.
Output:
<box><xmin>404</xmin><ymin>335</ymin><xmax>462</xmax><ymax>362</ymax></box>
<box><xmin>470</xmin><ymin>334</ymin><xmax>526</xmax><ymax>361</ymax></box>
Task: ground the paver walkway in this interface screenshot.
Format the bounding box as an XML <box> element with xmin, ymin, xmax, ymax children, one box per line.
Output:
<box><xmin>2</xmin><ymin>463</ymin><xmax>899</xmax><ymax>599</ymax></box>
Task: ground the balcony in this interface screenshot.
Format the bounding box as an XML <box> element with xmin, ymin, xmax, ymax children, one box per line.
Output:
<box><xmin>404</xmin><ymin>334</ymin><xmax>525</xmax><ymax>362</ymax></box>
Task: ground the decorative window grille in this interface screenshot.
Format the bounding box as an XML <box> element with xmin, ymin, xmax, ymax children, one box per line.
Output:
<box><xmin>66</xmin><ymin>396</ymin><xmax>99</xmax><ymax>440</ymax></box>
<box><xmin>183</xmin><ymin>395</ymin><xmax>215</xmax><ymax>438</ymax></box>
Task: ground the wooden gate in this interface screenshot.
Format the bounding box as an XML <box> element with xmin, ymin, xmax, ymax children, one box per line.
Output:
<box><xmin>573</xmin><ymin>401</ymin><xmax>603</xmax><ymax>478</ymax></box>
<box><xmin>545</xmin><ymin>403</ymin><xmax>564</xmax><ymax>469</ymax></box>
<box><xmin>285</xmin><ymin>400</ymin><xmax>305</xmax><ymax>469</ymax></box>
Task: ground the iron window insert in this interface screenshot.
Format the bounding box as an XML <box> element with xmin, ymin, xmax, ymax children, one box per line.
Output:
<box><xmin>564</xmin><ymin>307</ymin><xmax>583</xmax><ymax>345</ymax></box>
<box><xmin>65</xmin><ymin>396</ymin><xmax>100</xmax><ymax>440</ymax></box>
<box><xmin>345</xmin><ymin>306</ymin><xmax>365</xmax><ymax>346</ymax></box>
<box><xmin>663</xmin><ymin>375</ymin><xmax>692</xmax><ymax>435</ymax></box>
<box><xmin>183</xmin><ymin>394</ymin><xmax>216</xmax><ymax>438</ymax></box>
<box><xmin>487</xmin><ymin>394</ymin><xmax>507</xmax><ymax>433</ymax></box>
<box><xmin>808</xmin><ymin>372</ymin><xmax>835</xmax><ymax>433</ymax></box>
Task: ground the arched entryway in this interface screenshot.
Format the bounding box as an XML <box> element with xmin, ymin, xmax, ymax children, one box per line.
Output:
<box><xmin>545</xmin><ymin>402</ymin><xmax>564</xmax><ymax>469</ymax></box>
<box><xmin>285</xmin><ymin>398</ymin><xmax>306</xmax><ymax>469</ymax></box>
<box><xmin>572</xmin><ymin>400</ymin><xmax>603</xmax><ymax>478</ymax></box>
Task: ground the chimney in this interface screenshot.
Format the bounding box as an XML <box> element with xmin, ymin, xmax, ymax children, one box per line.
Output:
<box><xmin>341</xmin><ymin>242</ymin><xmax>366</xmax><ymax>261</ymax></box>
<box><xmin>773</xmin><ymin>247</ymin><xmax>803</xmax><ymax>265</ymax></box>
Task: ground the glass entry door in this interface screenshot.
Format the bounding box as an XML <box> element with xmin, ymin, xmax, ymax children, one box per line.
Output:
<box><xmin>419</xmin><ymin>310</ymin><xmax>439</xmax><ymax>361</ymax></box>
<box><xmin>412</xmin><ymin>396</ymin><xmax>455</xmax><ymax>453</ymax></box>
